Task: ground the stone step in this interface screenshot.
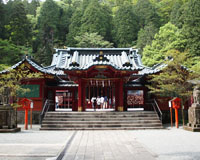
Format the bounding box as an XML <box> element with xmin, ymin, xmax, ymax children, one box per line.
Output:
<box><xmin>42</xmin><ymin>120</ymin><xmax>161</xmax><ymax>124</ymax></box>
<box><xmin>47</xmin><ymin>112</ymin><xmax>155</xmax><ymax>116</ymax></box>
<box><xmin>48</xmin><ymin>111</ymin><xmax>155</xmax><ymax>115</ymax></box>
<box><xmin>43</xmin><ymin>117</ymin><xmax>159</xmax><ymax>121</ymax></box>
<box><xmin>41</xmin><ymin>123</ymin><xmax>162</xmax><ymax>128</ymax></box>
<box><xmin>40</xmin><ymin>111</ymin><xmax>163</xmax><ymax>130</ymax></box>
<box><xmin>44</xmin><ymin>114</ymin><xmax>158</xmax><ymax>119</ymax></box>
<box><xmin>40</xmin><ymin>126</ymin><xmax>163</xmax><ymax>130</ymax></box>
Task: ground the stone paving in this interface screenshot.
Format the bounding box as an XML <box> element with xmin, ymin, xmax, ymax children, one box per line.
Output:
<box><xmin>0</xmin><ymin>125</ymin><xmax>200</xmax><ymax>160</ymax></box>
<box><xmin>61</xmin><ymin>131</ymin><xmax>156</xmax><ymax>160</ymax></box>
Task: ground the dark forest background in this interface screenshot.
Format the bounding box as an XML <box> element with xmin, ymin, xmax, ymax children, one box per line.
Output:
<box><xmin>0</xmin><ymin>0</ymin><xmax>199</xmax><ymax>70</ymax></box>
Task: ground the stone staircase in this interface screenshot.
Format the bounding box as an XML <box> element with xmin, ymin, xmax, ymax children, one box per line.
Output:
<box><xmin>40</xmin><ymin>111</ymin><xmax>163</xmax><ymax>130</ymax></box>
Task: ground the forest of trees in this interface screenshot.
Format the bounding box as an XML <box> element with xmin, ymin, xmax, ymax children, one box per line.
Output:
<box><xmin>0</xmin><ymin>0</ymin><xmax>200</xmax><ymax>70</ymax></box>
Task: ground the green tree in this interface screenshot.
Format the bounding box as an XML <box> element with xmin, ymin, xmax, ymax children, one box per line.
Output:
<box><xmin>170</xmin><ymin>0</ymin><xmax>184</xmax><ymax>28</ymax></box>
<box><xmin>113</xmin><ymin>4</ymin><xmax>139</xmax><ymax>47</ymax></box>
<box><xmin>0</xmin><ymin>39</ymin><xmax>24</xmax><ymax>66</ymax></box>
<box><xmin>35</xmin><ymin>0</ymin><xmax>60</xmax><ymax>66</ymax></box>
<box><xmin>5</xmin><ymin>1</ymin><xmax>32</xmax><ymax>46</ymax></box>
<box><xmin>142</xmin><ymin>22</ymin><xmax>186</xmax><ymax>67</ymax></box>
<box><xmin>147</xmin><ymin>50</ymin><xmax>194</xmax><ymax>125</ymax></box>
<box><xmin>0</xmin><ymin>64</ymin><xmax>42</xmax><ymax>107</ymax></box>
<box><xmin>0</xmin><ymin>0</ymin><xmax>5</xmax><ymax>39</ymax></box>
<box><xmin>27</xmin><ymin>0</ymin><xmax>40</xmax><ymax>16</ymax></box>
<box><xmin>137</xmin><ymin>22</ymin><xmax>158</xmax><ymax>53</ymax></box>
<box><xmin>66</xmin><ymin>8</ymin><xmax>83</xmax><ymax>46</ymax></box>
<box><xmin>56</xmin><ymin>1</ymin><xmax>73</xmax><ymax>47</ymax></box>
<box><xmin>74</xmin><ymin>32</ymin><xmax>113</xmax><ymax>48</ymax></box>
<box><xmin>155</xmin><ymin>0</ymin><xmax>176</xmax><ymax>25</ymax></box>
<box><xmin>80</xmin><ymin>0</ymin><xmax>112</xmax><ymax>41</ymax></box>
<box><xmin>134</xmin><ymin>0</ymin><xmax>160</xmax><ymax>28</ymax></box>
<box><xmin>182</xmin><ymin>0</ymin><xmax>200</xmax><ymax>57</ymax></box>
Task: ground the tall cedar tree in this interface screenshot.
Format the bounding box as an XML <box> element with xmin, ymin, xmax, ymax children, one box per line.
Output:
<box><xmin>142</xmin><ymin>22</ymin><xmax>186</xmax><ymax>67</ymax></box>
<box><xmin>36</xmin><ymin>0</ymin><xmax>60</xmax><ymax>66</ymax></box>
<box><xmin>0</xmin><ymin>39</ymin><xmax>24</xmax><ymax>66</ymax></box>
<box><xmin>182</xmin><ymin>0</ymin><xmax>200</xmax><ymax>57</ymax></box>
<box><xmin>80</xmin><ymin>0</ymin><xmax>112</xmax><ymax>41</ymax></box>
<box><xmin>137</xmin><ymin>22</ymin><xmax>158</xmax><ymax>53</ymax></box>
<box><xmin>56</xmin><ymin>1</ymin><xmax>73</xmax><ymax>47</ymax></box>
<box><xmin>134</xmin><ymin>0</ymin><xmax>160</xmax><ymax>28</ymax></box>
<box><xmin>0</xmin><ymin>0</ymin><xmax>5</xmax><ymax>39</ymax></box>
<box><xmin>6</xmin><ymin>1</ymin><xmax>32</xmax><ymax>46</ymax></box>
<box><xmin>170</xmin><ymin>0</ymin><xmax>184</xmax><ymax>28</ymax></box>
<box><xmin>66</xmin><ymin>8</ymin><xmax>83</xmax><ymax>46</ymax></box>
<box><xmin>27</xmin><ymin>0</ymin><xmax>40</xmax><ymax>16</ymax></box>
<box><xmin>113</xmin><ymin>4</ymin><xmax>139</xmax><ymax>47</ymax></box>
<box><xmin>155</xmin><ymin>0</ymin><xmax>175</xmax><ymax>25</ymax></box>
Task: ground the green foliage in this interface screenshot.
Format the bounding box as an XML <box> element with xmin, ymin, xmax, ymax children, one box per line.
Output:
<box><xmin>147</xmin><ymin>50</ymin><xmax>193</xmax><ymax>102</ymax></box>
<box><xmin>5</xmin><ymin>1</ymin><xmax>32</xmax><ymax>46</ymax></box>
<box><xmin>134</xmin><ymin>0</ymin><xmax>160</xmax><ymax>28</ymax></box>
<box><xmin>181</xmin><ymin>0</ymin><xmax>200</xmax><ymax>57</ymax></box>
<box><xmin>137</xmin><ymin>22</ymin><xmax>158</xmax><ymax>53</ymax></box>
<box><xmin>0</xmin><ymin>0</ymin><xmax>5</xmax><ymax>39</ymax></box>
<box><xmin>113</xmin><ymin>4</ymin><xmax>139</xmax><ymax>47</ymax></box>
<box><xmin>36</xmin><ymin>0</ymin><xmax>60</xmax><ymax>66</ymax></box>
<box><xmin>155</xmin><ymin>0</ymin><xmax>176</xmax><ymax>25</ymax></box>
<box><xmin>74</xmin><ymin>32</ymin><xmax>113</xmax><ymax>48</ymax></box>
<box><xmin>170</xmin><ymin>0</ymin><xmax>184</xmax><ymax>28</ymax></box>
<box><xmin>56</xmin><ymin>1</ymin><xmax>73</xmax><ymax>47</ymax></box>
<box><xmin>0</xmin><ymin>39</ymin><xmax>24</xmax><ymax>66</ymax></box>
<box><xmin>0</xmin><ymin>64</ymin><xmax>42</xmax><ymax>103</ymax></box>
<box><xmin>80</xmin><ymin>0</ymin><xmax>112</xmax><ymax>41</ymax></box>
<box><xmin>142</xmin><ymin>22</ymin><xmax>186</xmax><ymax>67</ymax></box>
<box><xmin>66</xmin><ymin>9</ymin><xmax>83</xmax><ymax>46</ymax></box>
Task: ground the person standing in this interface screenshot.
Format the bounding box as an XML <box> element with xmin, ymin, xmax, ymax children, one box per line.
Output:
<box><xmin>91</xmin><ymin>97</ymin><xmax>96</xmax><ymax>109</ymax></box>
<box><xmin>97</xmin><ymin>96</ymin><xmax>101</xmax><ymax>109</ymax></box>
<box><xmin>100</xmin><ymin>96</ymin><xmax>104</xmax><ymax>109</ymax></box>
<box><xmin>104</xmin><ymin>96</ymin><xmax>108</xmax><ymax>109</ymax></box>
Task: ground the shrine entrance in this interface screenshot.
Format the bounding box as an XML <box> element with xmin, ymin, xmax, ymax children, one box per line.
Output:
<box><xmin>55</xmin><ymin>90</ymin><xmax>73</xmax><ymax>111</ymax></box>
<box><xmin>85</xmin><ymin>79</ymin><xmax>116</xmax><ymax>111</ymax></box>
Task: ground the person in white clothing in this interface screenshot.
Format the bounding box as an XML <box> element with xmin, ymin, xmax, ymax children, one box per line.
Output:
<box><xmin>91</xmin><ymin>97</ymin><xmax>96</xmax><ymax>108</ymax></box>
<box><xmin>100</xmin><ymin>96</ymin><xmax>104</xmax><ymax>109</ymax></box>
<box><xmin>97</xmin><ymin>96</ymin><xmax>101</xmax><ymax>109</ymax></box>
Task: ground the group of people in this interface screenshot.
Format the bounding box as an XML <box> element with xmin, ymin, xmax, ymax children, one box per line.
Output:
<box><xmin>91</xmin><ymin>96</ymin><xmax>109</xmax><ymax>110</ymax></box>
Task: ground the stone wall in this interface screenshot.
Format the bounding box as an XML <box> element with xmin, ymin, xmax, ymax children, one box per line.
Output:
<box><xmin>17</xmin><ymin>111</ymin><xmax>41</xmax><ymax>124</ymax></box>
<box><xmin>0</xmin><ymin>105</ymin><xmax>17</xmax><ymax>129</ymax></box>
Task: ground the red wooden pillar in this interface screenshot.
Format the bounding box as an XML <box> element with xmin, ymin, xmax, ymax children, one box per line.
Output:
<box><xmin>82</xmin><ymin>81</ymin><xmax>86</xmax><ymax>111</ymax></box>
<box><xmin>118</xmin><ymin>79</ymin><xmax>124</xmax><ymax>111</ymax></box>
<box><xmin>115</xmin><ymin>81</ymin><xmax>119</xmax><ymax>111</ymax></box>
<box><xmin>78</xmin><ymin>79</ymin><xmax>82</xmax><ymax>112</ymax></box>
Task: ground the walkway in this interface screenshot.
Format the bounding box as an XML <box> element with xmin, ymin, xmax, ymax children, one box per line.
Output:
<box><xmin>0</xmin><ymin>125</ymin><xmax>200</xmax><ymax>160</ymax></box>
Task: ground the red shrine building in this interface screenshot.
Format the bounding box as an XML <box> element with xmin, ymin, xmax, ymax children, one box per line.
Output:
<box><xmin>1</xmin><ymin>48</ymin><xmax>169</xmax><ymax>123</ymax></box>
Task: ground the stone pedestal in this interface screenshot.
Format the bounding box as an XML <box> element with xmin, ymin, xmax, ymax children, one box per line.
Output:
<box><xmin>0</xmin><ymin>105</ymin><xmax>21</xmax><ymax>132</ymax></box>
<box><xmin>184</xmin><ymin>103</ymin><xmax>200</xmax><ymax>132</ymax></box>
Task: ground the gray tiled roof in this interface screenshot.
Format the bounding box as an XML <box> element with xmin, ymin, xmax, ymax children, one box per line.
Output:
<box><xmin>0</xmin><ymin>58</ymin><xmax>64</xmax><ymax>76</ymax></box>
<box><xmin>137</xmin><ymin>63</ymin><xmax>167</xmax><ymax>75</ymax></box>
<box><xmin>52</xmin><ymin>48</ymin><xmax>144</xmax><ymax>71</ymax></box>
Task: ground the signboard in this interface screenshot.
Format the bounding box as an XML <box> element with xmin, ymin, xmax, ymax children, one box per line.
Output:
<box><xmin>127</xmin><ymin>90</ymin><xmax>144</xmax><ymax>105</ymax></box>
<box><xmin>19</xmin><ymin>85</ymin><xmax>40</xmax><ymax>98</ymax></box>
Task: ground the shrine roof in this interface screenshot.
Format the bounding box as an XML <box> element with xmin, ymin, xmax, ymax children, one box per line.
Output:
<box><xmin>51</xmin><ymin>48</ymin><xmax>144</xmax><ymax>71</ymax></box>
<box><xmin>0</xmin><ymin>58</ymin><xmax>64</xmax><ymax>76</ymax></box>
<box><xmin>137</xmin><ymin>63</ymin><xmax>167</xmax><ymax>75</ymax></box>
